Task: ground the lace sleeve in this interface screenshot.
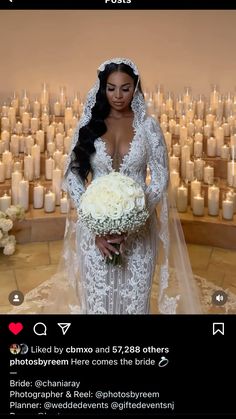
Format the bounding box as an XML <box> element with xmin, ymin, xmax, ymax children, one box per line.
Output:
<box><xmin>144</xmin><ymin>116</ymin><xmax>169</xmax><ymax>214</ymax></box>
<box><xmin>64</xmin><ymin>168</ymin><xmax>85</xmax><ymax>208</ymax></box>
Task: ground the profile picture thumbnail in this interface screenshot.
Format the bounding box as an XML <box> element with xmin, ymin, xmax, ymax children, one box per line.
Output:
<box><xmin>9</xmin><ymin>343</ymin><xmax>21</xmax><ymax>355</ymax></box>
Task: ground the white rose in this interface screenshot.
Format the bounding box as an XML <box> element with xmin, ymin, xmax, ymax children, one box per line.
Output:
<box><xmin>3</xmin><ymin>243</ymin><xmax>15</xmax><ymax>256</ymax></box>
<box><xmin>0</xmin><ymin>219</ymin><xmax>13</xmax><ymax>232</ymax></box>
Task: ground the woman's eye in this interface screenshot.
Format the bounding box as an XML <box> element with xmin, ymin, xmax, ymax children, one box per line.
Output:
<box><xmin>107</xmin><ymin>88</ymin><xmax>115</xmax><ymax>91</ymax></box>
<box><xmin>122</xmin><ymin>88</ymin><xmax>130</xmax><ymax>92</ymax></box>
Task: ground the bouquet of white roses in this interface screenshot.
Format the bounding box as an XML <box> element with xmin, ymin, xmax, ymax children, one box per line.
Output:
<box><xmin>78</xmin><ymin>172</ymin><xmax>149</xmax><ymax>266</ymax></box>
<box><xmin>0</xmin><ymin>205</ymin><xmax>25</xmax><ymax>255</ymax></box>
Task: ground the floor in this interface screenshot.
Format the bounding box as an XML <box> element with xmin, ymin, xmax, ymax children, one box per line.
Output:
<box><xmin>0</xmin><ymin>240</ymin><xmax>236</xmax><ymax>313</ymax></box>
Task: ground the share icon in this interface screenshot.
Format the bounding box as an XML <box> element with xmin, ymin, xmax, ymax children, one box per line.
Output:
<box><xmin>57</xmin><ymin>323</ymin><xmax>71</xmax><ymax>335</ymax></box>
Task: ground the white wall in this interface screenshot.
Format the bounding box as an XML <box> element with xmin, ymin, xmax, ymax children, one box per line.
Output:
<box><xmin>0</xmin><ymin>10</ymin><xmax>236</xmax><ymax>102</ymax></box>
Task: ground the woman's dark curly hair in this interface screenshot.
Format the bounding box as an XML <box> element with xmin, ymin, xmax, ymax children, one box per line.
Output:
<box><xmin>71</xmin><ymin>62</ymin><xmax>143</xmax><ymax>181</ymax></box>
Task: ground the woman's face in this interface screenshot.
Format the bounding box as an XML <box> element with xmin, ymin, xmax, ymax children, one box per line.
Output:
<box><xmin>106</xmin><ymin>71</ymin><xmax>135</xmax><ymax>112</ymax></box>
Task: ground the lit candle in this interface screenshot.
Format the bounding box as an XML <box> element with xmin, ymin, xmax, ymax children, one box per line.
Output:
<box><xmin>31</xmin><ymin>144</ymin><xmax>41</xmax><ymax>179</ymax></box>
<box><xmin>11</xmin><ymin>170</ymin><xmax>22</xmax><ymax>205</ymax></box>
<box><xmin>64</xmin><ymin>105</ymin><xmax>73</xmax><ymax>127</ymax></box>
<box><xmin>24</xmin><ymin>154</ymin><xmax>34</xmax><ymax>181</ymax></box>
<box><xmin>57</xmin><ymin>122</ymin><xmax>64</xmax><ymax>134</ymax></box>
<box><xmin>227</xmin><ymin>160</ymin><xmax>236</xmax><ymax>186</ymax></box>
<box><xmin>169</xmin><ymin>155</ymin><xmax>180</xmax><ymax>172</ymax></box>
<box><xmin>2</xmin><ymin>150</ymin><xmax>13</xmax><ymax>179</ymax></box>
<box><xmin>168</xmin><ymin>118</ymin><xmax>176</xmax><ymax>134</ymax></box>
<box><xmin>194</xmin><ymin>158</ymin><xmax>204</xmax><ymax>181</ymax></box>
<box><xmin>0</xmin><ymin>192</ymin><xmax>11</xmax><ymax>212</ymax></box>
<box><xmin>1</xmin><ymin>129</ymin><xmax>10</xmax><ymax>143</ymax></box>
<box><xmin>181</xmin><ymin>144</ymin><xmax>190</xmax><ymax>179</ymax></box>
<box><xmin>160</xmin><ymin>121</ymin><xmax>167</xmax><ymax>133</ymax></box>
<box><xmin>44</xmin><ymin>190</ymin><xmax>56</xmax><ymax>213</ymax></box>
<box><xmin>13</xmin><ymin>160</ymin><xmax>22</xmax><ymax>172</ymax></box>
<box><xmin>54</xmin><ymin>100</ymin><xmax>61</xmax><ymax>116</ymax></box>
<box><xmin>41</xmin><ymin>112</ymin><xmax>50</xmax><ymax>132</ymax></box>
<box><xmin>0</xmin><ymin>160</ymin><xmax>5</xmax><ymax>183</ymax></box>
<box><xmin>174</xmin><ymin>123</ymin><xmax>180</xmax><ymax>136</ymax></box>
<box><xmin>52</xmin><ymin>167</ymin><xmax>62</xmax><ymax>205</ymax></box>
<box><xmin>187</xmin><ymin>122</ymin><xmax>195</xmax><ymax>137</ymax></box>
<box><xmin>203</xmin><ymin>124</ymin><xmax>211</xmax><ymax>137</ymax></box>
<box><xmin>53</xmin><ymin>149</ymin><xmax>63</xmax><ymax>168</ymax></box>
<box><xmin>222</xmin><ymin>198</ymin><xmax>234</xmax><ymax>220</ymax></box>
<box><xmin>186</xmin><ymin>137</ymin><xmax>194</xmax><ymax>156</ymax></box>
<box><xmin>193</xmin><ymin>141</ymin><xmax>203</xmax><ymax>158</ymax></box>
<box><xmin>191</xmin><ymin>179</ymin><xmax>201</xmax><ymax>209</ymax></box>
<box><xmin>10</xmin><ymin>134</ymin><xmax>20</xmax><ymax>156</ymax></box>
<box><xmin>60</xmin><ymin>194</ymin><xmax>69</xmax><ymax>213</ymax></box>
<box><xmin>221</xmin><ymin>144</ymin><xmax>230</xmax><ymax>160</ymax></box>
<box><xmin>33</xmin><ymin>99</ymin><xmax>41</xmax><ymax>117</ymax></box>
<box><xmin>194</xmin><ymin>132</ymin><xmax>203</xmax><ymax>143</ymax></box>
<box><xmin>186</xmin><ymin>160</ymin><xmax>194</xmax><ymax>182</ymax></box>
<box><xmin>33</xmin><ymin>183</ymin><xmax>44</xmax><ymax>209</ymax></box>
<box><xmin>22</xmin><ymin>111</ymin><xmax>30</xmax><ymax>131</ymax></box>
<box><xmin>45</xmin><ymin>156</ymin><xmax>55</xmax><ymax>180</ymax></box>
<box><xmin>170</xmin><ymin>170</ymin><xmax>180</xmax><ymax>201</ymax></box>
<box><xmin>226</xmin><ymin>189</ymin><xmax>236</xmax><ymax>214</ymax></box>
<box><xmin>179</xmin><ymin>125</ymin><xmax>188</xmax><ymax>145</ymax></box>
<box><xmin>208</xmin><ymin>184</ymin><xmax>219</xmax><ymax>216</ymax></box>
<box><xmin>0</xmin><ymin>140</ymin><xmax>6</xmax><ymax>154</ymax></box>
<box><xmin>164</xmin><ymin>131</ymin><xmax>172</xmax><ymax>152</ymax></box>
<box><xmin>203</xmin><ymin>165</ymin><xmax>214</xmax><ymax>185</ymax></box>
<box><xmin>160</xmin><ymin>113</ymin><xmax>168</xmax><ymax>123</ymax></box>
<box><xmin>207</xmin><ymin>137</ymin><xmax>216</xmax><ymax>157</ymax></box>
<box><xmin>46</xmin><ymin>125</ymin><xmax>55</xmax><ymax>143</ymax></box>
<box><xmin>64</xmin><ymin>136</ymin><xmax>71</xmax><ymax>154</ymax></box>
<box><xmin>192</xmin><ymin>194</ymin><xmax>204</xmax><ymax>216</ymax></box>
<box><xmin>55</xmin><ymin>133</ymin><xmax>64</xmax><ymax>150</ymax></box>
<box><xmin>18</xmin><ymin>178</ymin><xmax>29</xmax><ymax>211</ymax></box>
<box><xmin>25</xmin><ymin>135</ymin><xmax>34</xmax><ymax>155</ymax></box>
<box><xmin>172</xmin><ymin>143</ymin><xmax>181</xmax><ymax>157</ymax></box>
<box><xmin>36</xmin><ymin>130</ymin><xmax>45</xmax><ymax>152</ymax></box>
<box><xmin>60</xmin><ymin>153</ymin><xmax>68</xmax><ymax>172</ymax></box>
<box><xmin>15</xmin><ymin>121</ymin><xmax>23</xmax><ymax>135</ymax></box>
<box><xmin>176</xmin><ymin>183</ymin><xmax>188</xmax><ymax>212</ymax></box>
<box><xmin>1</xmin><ymin>116</ymin><xmax>9</xmax><ymax>131</ymax></box>
<box><xmin>194</xmin><ymin>119</ymin><xmax>203</xmax><ymax>132</ymax></box>
<box><xmin>222</xmin><ymin>122</ymin><xmax>230</xmax><ymax>137</ymax></box>
<box><xmin>47</xmin><ymin>141</ymin><xmax>56</xmax><ymax>156</ymax></box>
<box><xmin>30</xmin><ymin>116</ymin><xmax>39</xmax><ymax>134</ymax></box>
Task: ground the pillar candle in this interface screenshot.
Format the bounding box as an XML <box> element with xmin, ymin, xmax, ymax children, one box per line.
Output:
<box><xmin>10</xmin><ymin>134</ymin><xmax>20</xmax><ymax>156</ymax></box>
<box><xmin>57</xmin><ymin>122</ymin><xmax>64</xmax><ymax>134</ymax></box>
<box><xmin>45</xmin><ymin>156</ymin><xmax>55</xmax><ymax>180</ymax></box>
<box><xmin>179</xmin><ymin>125</ymin><xmax>188</xmax><ymax>145</ymax></box>
<box><xmin>15</xmin><ymin>121</ymin><xmax>23</xmax><ymax>135</ymax></box>
<box><xmin>0</xmin><ymin>140</ymin><xmax>6</xmax><ymax>154</ymax></box>
<box><xmin>164</xmin><ymin>131</ymin><xmax>172</xmax><ymax>152</ymax></box>
<box><xmin>208</xmin><ymin>184</ymin><xmax>219</xmax><ymax>216</ymax></box>
<box><xmin>169</xmin><ymin>155</ymin><xmax>180</xmax><ymax>172</ymax></box>
<box><xmin>160</xmin><ymin>113</ymin><xmax>168</xmax><ymax>123</ymax></box>
<box><xmin>222</xmin><ymin>199</ymin><xmax>234</xmax><ymax>220</ymax></box>
<box><xmin>174</xmin><ymin>123</ymin><xmax>180</xmax><ymax>136</ymax></box>
<box><xmin>191</xmin><ymin>179</ymin><xmax>201</xmax><ymax>209</ymax></box>
<box><xmin>54</xmin><ymin>101</ymin><xmax>61</xmax><ymax>116</ymax></box>
<box><xmin>60</xmin><ymin>195</ymin><xmax>69</xmax><ymax>213</ymax></box>
<box><xmin>36</xmin><ymin>130</ymin><xmax>45</xmax><ymax>152</ymax></box>
<box><xmin>172</xmin><ymin>143</ymin><xmax>181</xmax><ymax>157</ymax></box>
<box><xmin>193</xmin><ymin>194</ymin><xmax>204</xmax><ymax>216</ymax></box>
<box><xmin>160</xmin><ymin>121</ymin><xmax>167</xmax><ymax>133</ymax></box>
<box><xmin>71</xmin><ymin>116</ymin><xmax>78</xmax><ymax>129</ymax></box>
<box><xmin>170</xmin><ymin>170</ymin><xmax>180</xmax><ymax>201</ymax></box>
<box><xmin>186</xmin><ymin>137</ymin><xmax>194</xmax><ymax>156</ymax></box>
<box><xmin>204</xmin><ymin>165</ymin><xmax>214</xmax><ymax>185</ymax></box>
<box><xmin>194</xmin><ymin>119</ymin><xmax>203</xmax><ymax>132</ymax></box>
<box><xmin>194</xmin><ymin>158</ymin><xmax>204</xmax><ymax>181</ymax></box>
<box><xmin>227</xmin><ymin>160</ymin><xmax>236</xmax><ymax>186</ymax></box>
<box><xmin>25</xmin><ymin>135</ymin><xmax>34</xmax><ymax>155</ymax></box>
<box><xmin>2</xmin><ymin>150</ymin><xmax>13</xmax><ymax>179</ymax></box>
<box><xmin>41</xmin><ymin>113</ymin><xmax>50</xmax><ymax>132</ymax></box>
<box><xmin>194</xmin><ymin>141</ymin><xmax>203</xmax><ymax>158</ymax></box>
<box><xmin>22</xmin><ymin>111</ymin><xmax>30</xmax><ymax>131</ymax></box>
<box><xmin>1</xmin><ymin>116</ymin><xmax>9</xmax><ymax>131</ymax></box>
<box><xmin>1</xmin><ymin>130</ymin><xmax>10</xmax><ymax>143</ymax></box>
<box><xmin>53</xmin><ymin>149</ymin><xmax>63</xmax><ymax>168</ymax></box>
<box><xmin>0</xmin><ymin>192</ymin><xmax>11</xmax><ymax>212</ymax></box>
<box><xmin>187</xmin><ymin>122</ymin><xmax>195</xmax><ymax>137</ymax></box>
<box><xmin>60</xmin><ymin>153</ymin><xmax>68</xmax><ymax>172</ymax></box>
<box><xmin>181</xmin><ymin>144</ymin><xmax>190</xmax><ymax>179</ymax></box>
<box><xmin>221</xmin><ymin>144</ymin><xmax>230</xmax><ymax>159</ymax></box>
<box><xmin>203</xmin><ymin>124</ymin><xmax>211</xmax><ymax>137</ymax></box>
<box><xmin>31</xmin><ymin>144</ymin><xmax>41</xmax><ymax>179</ymax></box>
<box><xmin>63</xmin><ymin>136</ymin><xmax>71</xmax><ymax>154</ymax></box>
<box><xmin>24</xmin><ymin>154</ymin><xmax>34</xmax><ymax>181</ymax></box>
<box><xmin>222</xmin><ymin>122</ymin><xmax>230</xmax><ymax>137</ymax></box>
<box><xmin>55</xmin><ymin>133</ymin><xmax>64</xmax><ymax>150</ymax></box>
<box><xmin>33</xmin><ymin>99</ymin><xmax>41</xmax><ymax>117</ymax></box>
<box><xmin>52</xmin><ymin>167</ymin><xmax>62</xmax><ymax>205</ymax></box>
<box><xmin>46</xmin><ymin>125</ymin><xmax>55</xmax><ymax>143</ymax></box>
<box><xmin>19</xmin><ymin>135</ymin><xmax>25</xmax><ymax>153</ymax></box>
<box><xmin>67</xmin><ymin>128</ymin><xmax>74</xmax><ymax>138</ymax></box>
<box><xmin>186</xmin><ymin>160</ymin><xmax>194</xmax><ymax>182</ymax></box>
<box><xmin>207</xmin><ymin>137</ymin><xmax>216</xmax><ymax>157</ymax></box>
<box><xmin>194</xmin><ymin>132</ymin><xmax>203</xmax><ymax>143</ymax></box>
<box><xmin>44</xmin><ymin>190</ymin><xmax>56</xmax><ymax>213</ymax></box>
<box><xmin>18</xmin><ymin>178</ymin><xmax>29</xmax><ymax>211</ymax></box>
<box><xmin>179</xmin><ymin>114</ymin><xmax>187</xmax><ymax>127</ymax></box>
<box><xmin>33</xmin><ymin>183</ymin><xmax>44</xmax><ymax>209</ymax></box>
<box><xmin>11</xmin><ymin>170</ymin><xmax>22</xmax><ymax>205</ymax></box>
<box><xmin>30</xmin><ymin>117</ymin><xmax>39</xmax><ymax>134</ymax></box>
<box><xmin>47</xmin><ymin>141</ymin><xmax>56</xmax><ymax>156</ymax></box>
<box><xmin>0</xmin><ymin>161</ymin><xmax>5</xmax><ymax>183</ymax></box>
<box><xmin>226</xmin><ymin>189</ymin><xmax>236</xmax><ymax>213</ymax></box>
<box><xmin>176</xmin><ymin>184</ymin><xmax>188</xmax><ymax>212</ymax></box>
<box><xmin>168</xmin><ymin>118</ymin><xmax>176</xmax><ymax>134</ymax></box>
<box><xmin>13</xmin><ymin>160</ymin><xmax>22</xmax><ymax>172</ymax></box>
<box><xmin>64</xmin><ymin>106</ymin><xmax>73</xmax><ymax>126</ymax></box>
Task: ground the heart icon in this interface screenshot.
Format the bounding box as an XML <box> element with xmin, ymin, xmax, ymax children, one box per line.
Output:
<box><xmin>8</xmin><ymin>322</ymin><xmax>23</xmax><ymax>335</ymax></box>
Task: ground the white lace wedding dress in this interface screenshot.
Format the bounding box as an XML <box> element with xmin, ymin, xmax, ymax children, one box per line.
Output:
<box><xmin>65</xmin><ymin>115</ymin><xmax>168</xmax><ymax>314</ymax></box>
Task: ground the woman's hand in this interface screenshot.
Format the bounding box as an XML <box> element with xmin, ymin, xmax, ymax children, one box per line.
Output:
<box><xmin>95</xmin><ymin>233</ymin><xmax>127</xmax><ymax>259</ymax></box>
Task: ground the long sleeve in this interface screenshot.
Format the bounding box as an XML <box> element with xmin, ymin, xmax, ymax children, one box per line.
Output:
<box><xmin>64</xmin><ymin>168</ymin><xmax>86</xmax><ymax>208</ymax></box>
<box><xmin>144</xmin><ymin>116</ymin><xmax>169</xmax><ymax>215</ymax></box>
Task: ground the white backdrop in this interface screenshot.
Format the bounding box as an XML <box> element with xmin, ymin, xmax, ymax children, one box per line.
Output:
<box><xmin>0</xmin><ymin>10</ymin><xmax>235</xmax><ymax>101</ymax></box>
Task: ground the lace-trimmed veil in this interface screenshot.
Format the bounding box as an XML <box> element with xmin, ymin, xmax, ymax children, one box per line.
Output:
<box><xmin>11</xmin><ymin>57</ymin><xmax>202</xmax><ymax>314</ymax></box>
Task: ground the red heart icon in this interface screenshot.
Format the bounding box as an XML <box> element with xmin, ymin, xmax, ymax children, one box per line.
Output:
<box><xmin>8</xmin><ymin>322</ymin><xmax>23</xmax><ymax>335</ymax></box>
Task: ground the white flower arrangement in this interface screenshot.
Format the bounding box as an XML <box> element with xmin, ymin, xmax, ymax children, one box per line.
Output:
<box><xmin>0</xmin><ymin>205</ymin><xmax>25</xmax><ymax>256</ymax></box>
<box><xmin>78</xmin><ymin>172</ymin><xmax>149</xmax><ymax>266</ymax></box>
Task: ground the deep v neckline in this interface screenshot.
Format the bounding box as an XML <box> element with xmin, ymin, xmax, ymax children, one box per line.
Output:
<box><xmin>97</xmin><ymin>132</ymin><xmax>137</xmax><ymax>173</ymax></box>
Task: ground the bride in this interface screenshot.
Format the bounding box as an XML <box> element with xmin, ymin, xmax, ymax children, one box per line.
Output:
<box><xmin>9</xmin><ymin>58</ymin><xmax>208</xmax><ymax>315</ymax></box>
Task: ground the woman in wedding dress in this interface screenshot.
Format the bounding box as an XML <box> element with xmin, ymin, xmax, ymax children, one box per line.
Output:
<box><xmin>9</xmin><ymin>58</ymin><xmax>207</xmax><ymax>315</ymax></box>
